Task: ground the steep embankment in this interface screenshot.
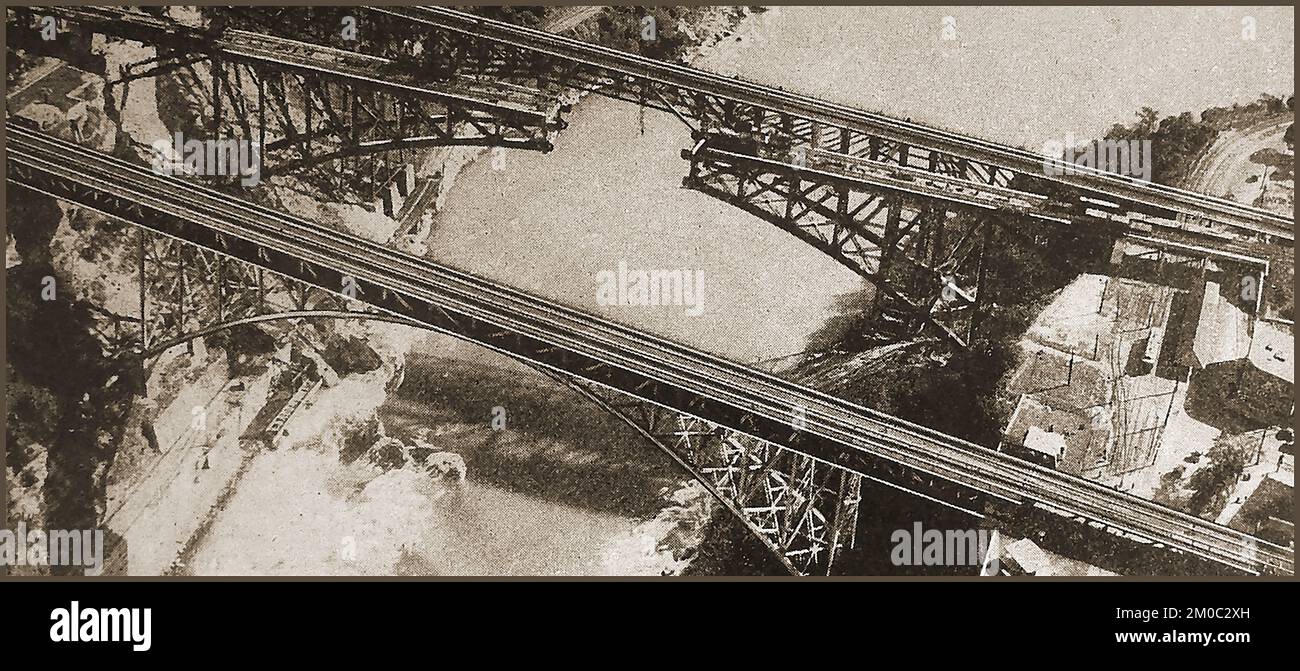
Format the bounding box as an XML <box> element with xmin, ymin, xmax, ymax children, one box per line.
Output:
<box><xmin>5</xmin><ymin>74</ymin><xmax>138</xmax><ymax>574</ymax></box>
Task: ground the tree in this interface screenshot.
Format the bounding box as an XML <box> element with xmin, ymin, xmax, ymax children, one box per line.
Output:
<box><xmin>1185</xmin><ymin>435</ymin><xmax>1250</xmax><ymax>518</ymax></box>
<box><xmin>1136</xmin><ymin>107</ymin><xmax>1159</xmax><ymax>136</ymax></box>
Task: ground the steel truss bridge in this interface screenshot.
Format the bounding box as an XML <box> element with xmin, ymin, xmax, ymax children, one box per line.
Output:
<box><xmin>8</xmin><ymin>124</ymin><xmax>1293</xmax><ymax>576</ymax></box>
<box><xmin>7</xmin><ymin>6</ymin><xmax>1294</xmax><ymax>575</ymax></box>
<box><xmin>16</xmin><ymin>6</ymin><xmax>568</xmax><ymax>204</ymax></box>
<box><xmin>21</xmin><ymin>5</ymin><xmax>1294</xmax><ymax>344</ymax></box>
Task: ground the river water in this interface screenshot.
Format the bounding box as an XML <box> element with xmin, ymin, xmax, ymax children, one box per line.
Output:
<box><xmin>187</xmin><ymin>6</ymin><xmax>1293</xmax><ymax>576</ymax></box>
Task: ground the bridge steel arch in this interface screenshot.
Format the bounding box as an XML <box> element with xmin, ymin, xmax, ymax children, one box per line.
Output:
<box><xmin>11</xmin><ymin>125</ymin><xmax>859</xmax><ymax>574</ymax></box>
<box><xmin>31</xmin><ymin>6</ymin><xmax>1292</xmax><ymax>348</ymax></box>
<box><xmin>135</xmin><ymin>309</ymin><xmax>424</xmax><ymax>361</ymax></box>
<box><xmin>226</xmin><ymin>4</ymin><xmax>1291</xmax><ymax>346</ymax></box>
<box><xmin>12</xmin><ymin>124</ymin><xmax>1292</xmax><ymax>577</ymax></box>
<box><xmin>371</xmin><ymin>5</ymin><xmax>1293</xmax><ymax>244</ymax></box>
<box><xmin>131</xmin><ymin>305</ymin><xmax>864</xmax><ymax>574</ymax></box>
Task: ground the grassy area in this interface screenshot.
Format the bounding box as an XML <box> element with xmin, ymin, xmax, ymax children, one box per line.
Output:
<box><xmin>1228</xmin><ymin>476</ymin><xmax>1292</xmax><ymax>544</ymax></box>
<box><xmin>1154</xmin><ymin>433</ymin><xmax>1257</xmax><ymax>521</ymax></box>
<box><xmin>787</xmin><ymin>214</ymin><xmax>1112</xmax><ymax>449</ymax></box>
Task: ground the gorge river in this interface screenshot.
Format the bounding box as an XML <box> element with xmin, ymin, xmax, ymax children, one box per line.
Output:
<box><xmin>187</xmin><ymin>6</ymin><xmax>1293</xmax><ymax>576</ymax></box>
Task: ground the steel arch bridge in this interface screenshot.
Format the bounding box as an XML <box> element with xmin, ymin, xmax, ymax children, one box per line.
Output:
<box><xmin>8</xmin><ymin>124</ymin><xmax>1293</xmax><ymax>577</ymax></box>
<box><xmin>6</xmin><ymin>5</ymin><xmax>1294</xmax><ymax>576</ymax></box>
<box><xmin>19</xmin><ymin>5</ymin><xmax>1291</xmax><ymax>349</ymax></box>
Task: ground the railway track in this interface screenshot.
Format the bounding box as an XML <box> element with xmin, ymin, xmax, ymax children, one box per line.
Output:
<box><xmin>9</xmin><ymin>123</ymin><xmax>1293</xmax><ymax>576</ymax></box>
<box><xmin>377</xmin><ymin>6</ymin><xmax>1294</xmax><ymax>243</ymax></box>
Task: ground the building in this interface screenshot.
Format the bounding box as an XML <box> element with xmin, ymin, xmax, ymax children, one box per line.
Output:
<box><xmin>1186</xmin><ymin>279</ymin><xmax>1253</xmax><ymax>370</ymax></box>
<box><xmin>1022</xmin><ymin>426</ymin><xmax>1067</xmax><ymax>468</ymax></box>
<box><xmin>998</xmin><ymin>538</ymin><xmax>1117</xmax><ymax>576</ymax></box>
<box><xmin>1180</xmin><ymin>275</ymin><xmax>1294</xmax><ymax>426</ymax></box>
<box><xmin>1228</xmin><ymin>475</ymin><xmax>1294</xmax><ymax>547</ymax></box>
<box><xmin>1002</xmin><ymin>394</ymin><xmax>1111</xmax><ymax>475</ymax></box>
<box><xmin>1198</xmin><ymin>319</ymin><xmax>1294</xmax><ymax>426</ymax></box>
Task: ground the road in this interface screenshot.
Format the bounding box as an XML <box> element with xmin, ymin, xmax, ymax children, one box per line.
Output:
<box><xmin>102</xmin><ymin>371</ymin><xmax>259</xmax><ymax>575</ymax></box>
<box><xmin>1185</xmin><ymin>116</ymin><xmax>1291</xmax><ymax>206</ymax></box>
<box><xmin>10</xmin><ymin>122</ymin><xmax>1293</xmax><ymax>576</ymax></box>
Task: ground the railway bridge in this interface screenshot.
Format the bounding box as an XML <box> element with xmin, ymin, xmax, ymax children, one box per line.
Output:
<box><xmin>6</xmin><ymin>6</ymin><xmax>1295</xmax><ymax>575</ymax></box>
<box><xmin>8</xmin><ymin>123</ymin><xmax>1294</xmax><ymax>576</ymax></box>
<box><xmin>18</xmin><ymin>5</ymin><xmax>1294</xmax><ymax>346</ymax></box>
<box><xmin>14</xmin><ymin>6</ymin><xmax>568</xmax><ymax>206</ymax></box>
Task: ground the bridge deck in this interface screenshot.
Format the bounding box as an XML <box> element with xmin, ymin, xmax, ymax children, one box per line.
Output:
<box><xmin>7</xmin><ymin>123</ymin><xmax>1292</xmax><ymax>576</ymax></box>
<box><xmin>217</xmin><ymin>29</ymin><xmax>553</xmax><ymax>117</ymax></box>
<box><xmin>376</xmin><ymin>6</ymin><xmax>1293</xmax><ymax>242</ymax></box>
<box><xmin>34</xmin><ymin>6</ymin><xmax>556</xmax><ymax>122</ymax></box>
<box><xmin>38</xmin><ymin>5</ymin><xmax>1293</xmax><ymax>242</ymax></box>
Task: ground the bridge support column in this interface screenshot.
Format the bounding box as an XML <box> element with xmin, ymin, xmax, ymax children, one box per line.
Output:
<box><xmin>540</xmin><ymin>369</ymin><xmax>862</xmax><ymax>576</ymax></box>
<box><xmin>680</xmin><ymin>142</ymin><xmax>988</xmax><ymax>346</ymax></box>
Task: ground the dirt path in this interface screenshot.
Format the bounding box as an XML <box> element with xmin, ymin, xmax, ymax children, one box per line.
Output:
<box><xmin>1185</xmin><ymin>116</ymin><xmax>1291</xmax><ymax>200</ymax></box>
<box><xmin>103</xmin><ymin>369</ymin><xmax>273</xmax><ymax>575</ymax></box>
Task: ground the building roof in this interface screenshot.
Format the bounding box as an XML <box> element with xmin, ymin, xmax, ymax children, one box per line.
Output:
<box><xmin>1248</xmin><ymin>320</ymin><xmax>1294</xmax><ymax>384</ymax></box>
<box><xmin>1002</xmin><ymin>538</ymin><xmax>1118</xmax><ymax>576</ymax></box>
<box><xmin>1229</xmin><ymin>475</ymin><xmax>1294</xmax><ymax>546</ymax></box>
<box><xmin>1004</xmin><ymin>539</ymin><xmax>1051</xmax><ymax>574</ymax></box>
<box><xmin>1004</xmin><ymin>395</ymin><xmax>1111</xmax><ymax>475</ymax></box>
<box><xmin>1024</xmin><ymin>426</ymin><xmax>1067</xmax><ymax>460</ymax></box>
<box><xmin>1192</xmin><ymin>280</ymin><xmax>1252</xmax><ymax>368</ymax></box>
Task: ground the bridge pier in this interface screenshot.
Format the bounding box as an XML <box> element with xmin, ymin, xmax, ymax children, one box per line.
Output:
<box><xmin>21</xmin><ymin>6</ymin><xmax>567</xmax><ymax>209</ymax></box>
<box><xmin>680</xmin><ymin>141</ymin><xmax>990</xmax><ymax>346</ymax></box>
<box><xmin>541</xmin><ymin>370</ymin><xmax>863</xmax><ymax>576</ymax></box>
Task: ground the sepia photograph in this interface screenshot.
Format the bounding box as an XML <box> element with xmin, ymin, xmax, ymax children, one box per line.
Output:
<box><xmin>2</xmin><ymin>3</ymin><xmax>1294</xmax><ymax>591</ymax></box>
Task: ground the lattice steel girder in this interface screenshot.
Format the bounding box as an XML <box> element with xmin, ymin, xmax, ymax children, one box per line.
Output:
<box><xmin>16</xmin><ymin>129</ymin><xmax>1291</xmax><ymax>577</ymax></box>
<box><xmin>129</xmin><ymin>228</ymin><xmax>355</xmax><ymax>353</ymax></box>
<box><xmin>207</xmin><ymin>46</ymin><xmax>563</xmax><ymax>178</ymax></box>
<box><xmin>23</xmin><ymin>6</ymin><xmax>564</xmax><ymax>189</ymax></box>
<box><xmin>370</xmin><ymin>7</ymin><xmax>1298</xmax><ymax>242</ymax></box>
<box><xmin>682</xmin><ymin>143</ymin><xmax>995</xmax><ymax>345</ymax></box>
<box><xmin>363</xmin><ymin>7</ymin><xmax>1046</xmax><ymax>192</ymax></box>
<box><xmin>540</xmin><ymin>370</ymin><xmax>862</xmax><ymax>576</ymax></box>
<box><xmin>8</xmin><ymin>154</ymin><xmax>1007</xmax><ymax>526</ymax></box>
<box><xmin>11</xmin><ymin>160</ymin><xmax>1005</xmax><ymax>577</ymax></box>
